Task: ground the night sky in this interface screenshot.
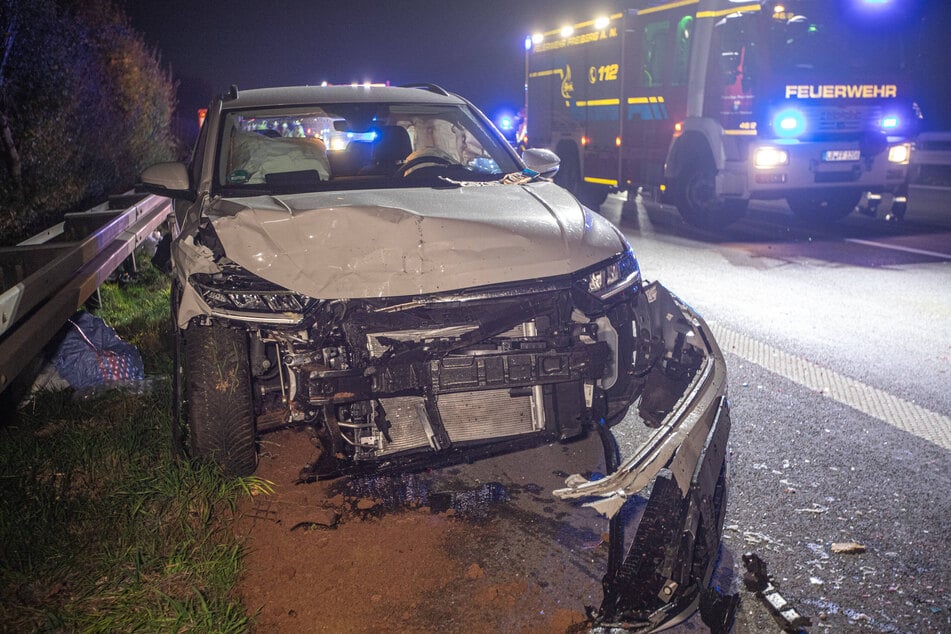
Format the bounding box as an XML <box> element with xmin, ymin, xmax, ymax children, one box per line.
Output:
<box><xmin>125</xmin><ymin>0</ymin><xmax>951</xmax><ymax>131</ymax></box>
<box><xmin>123</xmin><ymin>0</ymin><xmax>606</xmax><ymax>125</ymax></box>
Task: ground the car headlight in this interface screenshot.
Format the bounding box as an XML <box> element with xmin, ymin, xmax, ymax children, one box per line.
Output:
<box><xmin>578</xmin><ymin>248</ymin><xmax>641</xmax><ymax>300</ymax></box>
<box><xmin>190</xmin><ymin>264</ymin><xmax>310</xmax><ymax>315</ymax></box>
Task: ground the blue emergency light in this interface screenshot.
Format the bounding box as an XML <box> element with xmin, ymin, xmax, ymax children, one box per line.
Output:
<box><xmin>857</xmin><ymin>0</ymin><xmax>893</xmax><ymax>9</ymax></box>
<box><xmin>881</xmin><ymin>115</ymin><xmax>899</xmax><ymax>130</ymax></box>
<box><xmin>773</xmin><ymin>108</ymin><xmax>807</xmax><ymax>138</ymax></box>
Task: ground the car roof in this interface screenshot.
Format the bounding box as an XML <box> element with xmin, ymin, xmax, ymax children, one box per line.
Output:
<box><xmin>224</xmin><ymin>85</ymin><xmax>467</xmax><ymax>109</ymax></box>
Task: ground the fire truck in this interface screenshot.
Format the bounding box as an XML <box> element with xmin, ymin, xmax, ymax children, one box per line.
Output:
<box><xmin>524</xmin><ymin>0</ymin><xmax>923</xmax><ymax>227</ymax></box>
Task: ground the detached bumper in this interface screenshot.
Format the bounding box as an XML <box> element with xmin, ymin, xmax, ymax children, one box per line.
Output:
<box><xmin>555</xmin><ymin>283</ymin><xmax>732</xmax><ymax>630</ymax></box>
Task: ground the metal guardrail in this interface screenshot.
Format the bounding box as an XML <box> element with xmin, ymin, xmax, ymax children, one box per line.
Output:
<box><xmin>0</xmin><ymin>192</ymin><xmax>174</xmax><ymax>394</ymax></box>
<box><xmin>907</xmin><ymin>131</ymin><xmax>951</xmax><ymax>225</ymax></box>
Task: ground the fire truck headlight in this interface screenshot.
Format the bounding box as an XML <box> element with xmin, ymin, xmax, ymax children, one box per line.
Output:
<box><xmin>754</xmin><ymin>147</ymin><xmax>789</xmax><ymax>169</ymax></box>
<box><xmin>773</xmin><ymin>108</ymin><xmax>806</xmax><ymax>138</ymax></box>
<box><xmin>887</xmin><ymin>143</ymin><xmax>911</xmax><ymax>164</ymax></box>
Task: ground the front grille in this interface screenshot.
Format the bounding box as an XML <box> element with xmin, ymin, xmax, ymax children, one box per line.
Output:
<box><xmin>439</xmin><ymin>389</ymin><xmax>539</xmax><ymax>442</ymax></box>
<box><xmin>919</xmin><ymin>140</ymin><xmax>951</xmax><ymax>152</ymax></box>
<box><xmin>377</xmin><ymin>389</ymin><xmax>539</xmax><ymax>456</ymax></box>
<box><xmin>377</xmin><ymin>396</ymin><xmax>431</xmax><ymax>454</ymax></box>
<box><xmin>803</xmin><ymin>105</ymin><xmax>882</xmax><ymax>134</ymax></box>
<box><xmin>366</xmin><ymin>325</ymin><xmax>480</xmax><ymax>358</ymax></box>
<box><xmin>912</xmin><ymin>164</ymin><xmax>951</xmax><ymax>187</ymax></box>
<box><xmin>815</xmin><ymin>169</ymin><xmax>860</xmax><ymax>183</ymax></box>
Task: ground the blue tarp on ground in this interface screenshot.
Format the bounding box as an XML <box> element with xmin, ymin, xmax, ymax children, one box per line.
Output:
<box><xmin>53</xmin><ymin>311</ymin><xmax>145</xmax><ymax>390</ymax></box>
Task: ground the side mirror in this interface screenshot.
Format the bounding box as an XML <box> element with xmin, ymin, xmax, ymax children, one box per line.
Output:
<box><xmin>138</xmin><ymin>162</ymin><xmax>194</xmax><ymax>200</ymax></box>
<box><xmin>521</xmin><ymin>148</ymin><xmax>560</xmax><ymax>178</ymax></box>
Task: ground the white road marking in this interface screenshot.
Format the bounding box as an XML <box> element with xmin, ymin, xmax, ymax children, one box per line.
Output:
<box><xmin>711</xmin><ymin>323</ymin><xmax>951</xmax><ymax>451</ymax></box>
<box><xmin>844</xmin><ymin>238</ymin><xmax>951</xmax><ymax>260</ymax></box>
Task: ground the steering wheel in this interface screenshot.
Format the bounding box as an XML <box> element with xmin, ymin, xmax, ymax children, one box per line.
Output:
<box><xmin>398</xmin><ymin>154</ymin><xmax>454</xmax><ymax>177</ymax></box>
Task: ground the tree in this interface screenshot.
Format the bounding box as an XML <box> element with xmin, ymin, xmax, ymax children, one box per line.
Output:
<box><xmin>0</xmin><ymin>0</ymin><xmax>178</xmax><ymax>244</ymax></box>
<box><xmin>0</xmin><ymin>1</ymin><xmax>21</xmax><ymax>194</ymax></box>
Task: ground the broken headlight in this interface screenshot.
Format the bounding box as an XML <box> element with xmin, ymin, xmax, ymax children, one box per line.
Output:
<box><xmin>577</xmin><ymin>247</ymin><xmax>640</xmax><ymax>300</ymax></box>
<box><xmin>190</xmin><ymin>265</ymin><xmax>310</xmax><ymax>314</ymax></box>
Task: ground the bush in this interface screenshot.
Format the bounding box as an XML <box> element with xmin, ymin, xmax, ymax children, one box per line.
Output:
<box><xmin>0</xmin><ymin>0</ymin><xmax>178</xmax><ymax>245</ymax></box>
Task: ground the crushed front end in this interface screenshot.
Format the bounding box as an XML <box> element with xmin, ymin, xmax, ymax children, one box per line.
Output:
<box><xmin>175</xmin><ymin>225</ymin><xmax>648</xmax><ymax>477</ymax></box>
<box><xmin>555</xmin><ymin>282</ymin><xmax>732</xmax><ymax>632</ymax></box>
<box><xmin>174</xmin><ymin>218</ymin><xmax>731</xmax><ymax>630</ymax></box>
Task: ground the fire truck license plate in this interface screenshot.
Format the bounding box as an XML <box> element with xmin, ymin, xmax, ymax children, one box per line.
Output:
<box><xmin>822</xmin><ymin>149</ymin><xmax>861</xmax><ymax>162</ymax></box>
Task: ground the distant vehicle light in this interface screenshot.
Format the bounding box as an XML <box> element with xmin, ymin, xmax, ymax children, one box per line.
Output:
<box><xmin>561</xmin><ymin>25</ymin><xmax>574</xmax><ymax>38</ymax></box>
<box><xmin>773</xmin><ymin>108</ymin><xmax>806</xmax><ymax>138</ymax></box>
<box><xmin>856</xmin><ymin>0</ymin><xmax>893</xmax><ymax>12</ymax></box>
<box><xmin>594</xmin><ymin>16</ymin><xmax>610</xmax><ymax>30</ymax></box>
<box><xmin>887</xmin><ymin>143</ymin><xmax>911</xmax><ymax>164</ymax></box>
<box><xmin>754</xmin><ymin>147</ymin><xmax>790</xmax><ymax>168</ymax></box>
<box><xmin>881</xmin><ymin>115</ymin><xmax>899</xmax><ymax>130</ymax></box>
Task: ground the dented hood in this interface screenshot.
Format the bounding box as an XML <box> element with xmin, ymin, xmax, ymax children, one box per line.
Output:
<box><xmin>206</xmin><ymin>181</ymin><xmax>626</xmax><ymax>299</ymax></box>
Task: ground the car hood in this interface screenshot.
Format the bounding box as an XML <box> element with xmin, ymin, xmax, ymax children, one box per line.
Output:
<box><xmin>205</xmin><ymin>181</ymin><xmax>626</xmax><ymax>299</ymax></box>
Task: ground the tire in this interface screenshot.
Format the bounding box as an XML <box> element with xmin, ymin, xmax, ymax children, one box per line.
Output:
<box><xmin>578</xmin><ymin>182</ymin><xmax>610</xmax><ymax>210</ymax></box>
<box><xmin>553</xmin><ymin>142</ymin><xmax>581</xmax><ymax>195</ymax></box>
<box><xmin>674</xmin><ymin>158</ymin><xmax>747</xmax><ymax>229</ymax></box>
<box><xmin>553</xmin><ymin>143</ymin><xmax>610</xmax><ymax>211</ymax></box>
<box><xmin>181</xmin><ymin>324</ymin><xmax>257</xmax><ymax>476</ymax></box>
<box><xmin>787</xmin><ymin>191</ymin><xmax>861</xmax><ymax>223</ymax></box>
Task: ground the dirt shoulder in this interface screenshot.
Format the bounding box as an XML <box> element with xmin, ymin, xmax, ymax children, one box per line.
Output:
<box><xmin>235</xmin><ymin>429</ymin><xmax>602</xmax><ymax>633</ymax></box>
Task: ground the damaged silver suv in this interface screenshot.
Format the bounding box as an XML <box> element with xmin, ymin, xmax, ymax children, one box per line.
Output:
<box><xmin>141</xmin><ymin>84</ymin><xmax>732</xmax><ymax>630</ymax></box>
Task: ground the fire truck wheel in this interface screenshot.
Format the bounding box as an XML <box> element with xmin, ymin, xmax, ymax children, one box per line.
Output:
<box><xmin>578</xmin><ymin>183</ymin><xmax>610</xmax><ymax>210</ymax></box>
<box><xmin>675</xmin><ymin>159</ymin><xmax>747</xmax><ymax>229</ymax></box>
<box><xmin>787</xmin><ymin>191</ymin><xmax>861</xmax><ymax>223</ymax></box>
<box><xmin>181</xmin><ymin>324</ymin><xmax>258</xmax><ymax>477</ymax></box>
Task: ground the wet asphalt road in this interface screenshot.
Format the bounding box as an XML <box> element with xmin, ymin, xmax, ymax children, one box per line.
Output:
<box><xmin>601</xmin><ymin>195</ymin><xmax>951</xmax><ymax>633</ymax></box>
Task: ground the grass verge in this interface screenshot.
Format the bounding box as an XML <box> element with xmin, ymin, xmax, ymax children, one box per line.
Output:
<box><xmin>0</xmin><ymin>260</ymin><xmax>267</xmax><ymax>632</ymax></box>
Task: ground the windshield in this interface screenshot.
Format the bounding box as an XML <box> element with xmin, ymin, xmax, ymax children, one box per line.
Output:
<box><xmin>215</xmin><ymin>102</ymin><xmax>521</xmax><ymax>196</ymax></box>
<box><xmin>763</xmin><ymin>0</ymin><xmax>916</xmax><ymax>75</ymax></box>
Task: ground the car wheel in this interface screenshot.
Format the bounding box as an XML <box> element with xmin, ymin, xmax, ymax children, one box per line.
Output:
<box><xmin>675</xmin><ymin>158</ymin><xmax>747</xmax><ymax>229</ymax></box>
<box><xmin>181</xmin><ymin>323</ymin><xmax>257</xmax><ymax>477</ymax></box>
<box><xmin>171</xmin><ymin>281</ymin><xmax>186</xmax><ymax>458</ymax></box>
<box><xmin>787</xmin><ymin>191</ymin><xmax>860</xmax><ymax>223</ymax></box>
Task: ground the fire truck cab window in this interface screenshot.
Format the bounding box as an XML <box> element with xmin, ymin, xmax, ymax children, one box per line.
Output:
<box><xmin>714</xmin><ymin>14</ymin><xmax>752</xmax><ymax>87</ymax></box>
<box><xmin>672</xmin><ymin>15</ymin><xmax>694</xmax><ymax>86</ymax></box>
<box><xmin>765</xmin><ymin>4</ymin><xmax>911</xmax><ymax>74</ymax></box>
<box><xmin>639</xmin><ymin>20</ymin><xmax>670</xmax><ymax>87</ymax></box>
